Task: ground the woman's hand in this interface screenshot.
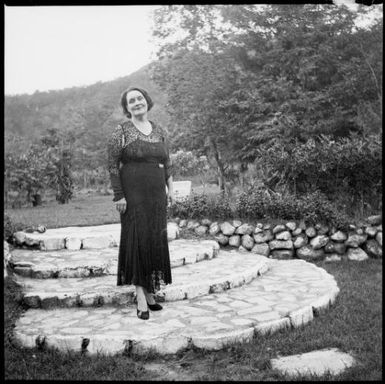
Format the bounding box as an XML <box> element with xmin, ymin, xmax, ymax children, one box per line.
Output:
<box><xmin>168</xmin><ymin>191</ymin><xmax>176</xmax><ymax>206</ymax></box>
<box><xmin>115</xmin><ymin>197</ymin><xmax>127</xmax><ymax>214</ymax></box>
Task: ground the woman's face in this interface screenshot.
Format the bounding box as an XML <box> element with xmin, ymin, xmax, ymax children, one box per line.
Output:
<box><xmin>126</xmin><ymin>90</ymin><xmax>148</xmax><ymax>117</ymax></box>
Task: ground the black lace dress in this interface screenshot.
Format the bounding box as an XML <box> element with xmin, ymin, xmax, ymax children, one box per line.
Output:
<box><xmin>107</xmin><ymin>120</ymin><xmax>172</xmax><ymax>293</ymax></box>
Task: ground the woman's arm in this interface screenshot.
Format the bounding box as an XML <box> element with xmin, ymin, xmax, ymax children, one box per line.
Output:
<box><xmin>107</xmin><ymin>125</ymin><xmax>125</xmax><ymax>202</ymax></box>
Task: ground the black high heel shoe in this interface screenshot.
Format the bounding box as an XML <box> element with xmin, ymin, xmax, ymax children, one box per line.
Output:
<box><xmin>137</xmin><ymin>309</ymin><xmax>149</xmax><ymax>320</ymax></box>
<box><xmin>147</xmin><ymin>301</ymin><xmax>163</xmax><ymax>311</ymax></box>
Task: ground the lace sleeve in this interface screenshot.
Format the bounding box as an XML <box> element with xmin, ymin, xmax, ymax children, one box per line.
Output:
<box><xmin>107</xmin><ymin>125</ymin><xmax>125</xmax><ymax>201</ymax></box>
<box><xmin>157</xmin><ymin>124</ymin><xmax>173</xmax><ymax>182</ymax></box>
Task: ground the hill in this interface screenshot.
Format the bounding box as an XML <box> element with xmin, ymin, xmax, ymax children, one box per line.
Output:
<box><xmin>4</xmin><ymin>63</ymin><xmax>170</xmax><ymax>170</ymax></box>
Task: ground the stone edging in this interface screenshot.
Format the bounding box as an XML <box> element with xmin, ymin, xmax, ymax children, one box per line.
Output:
<box><xmin>170</xmin><ymin>214</ymin><xmax>382</xmax><ymax>262</ymax></box>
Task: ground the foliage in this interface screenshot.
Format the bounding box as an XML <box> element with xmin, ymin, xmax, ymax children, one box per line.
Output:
<box><xmin>3</xmin><ymin>213</ymin><xmax>24</xmax><ymax>242</ymax></box>
<box><xmin>170</xmin><ymin>193</ymin><xmax>233</xmax><ymax>220</ymax></box>
<box><xmin>236</xmin><ymin>188</ymin><xmax>351</xmax><ymax>230</ymax></box>
<box><xmin>150</xmin><ymin>4</ymin><xmax>382</xmax><ymax>197</ymax></box>
<box><xmin>255</xmin><ymin>133</ymin><xmax>382</xmax><ymax>210</ymax></box>
<box><xmin>5</xmin><ymin>128</ymin><xmax>75</xmax><ymax>206</ymax></box>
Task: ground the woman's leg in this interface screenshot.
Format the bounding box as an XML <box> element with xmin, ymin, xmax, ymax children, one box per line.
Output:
<box><xmin>135</xmin><ymin>285</ymin><xmax>148</xmax><ymax>312</ymax></box>
<box><xmin>143</xmin><ymin>287</ymin><xmax>156</xmax><ymax>305</ymax></box>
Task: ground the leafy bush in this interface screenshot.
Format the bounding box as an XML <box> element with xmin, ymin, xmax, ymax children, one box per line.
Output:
<box><xmin>3</xmin><ymin>214</ymin><xmax>24</xmax><ymax>243</ymax></box>
<box><xmin>256</xmin><ymin>133</ymin><xmax>382</xmax><ymax>210</ymax></box>
<box><xmin>170</xmin><ymin>193</ymin><xmax>233</xmax><ymax>220</ymax></box>
<box><xmin>236</xmin><ymin>188</ymin><xmax>351</xmax><ymax>230</ymax></box>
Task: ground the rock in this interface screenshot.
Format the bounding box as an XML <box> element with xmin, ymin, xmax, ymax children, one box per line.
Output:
<box><xmin>377</xmin><ymin>224</ymin><xmax>382</xmax><ymax>232</ymax></box>
<box><xmin>285</xmin><ymin>222</ymin><xmax>297</xmax><ymax>232</ymax></box>
<box><xmin>178</xmin><ymin>219</ymin><xmax>187</xmax><ymax>228</ymax></box>
<box><xmin>296</xmin><ymin>245</ymin><xmax>325</xmax><ymax>261</ymax></box>
<box><xmin>220</xmin><ymin>222</ymin><xmax>236</xmax><ymax>236</ymax></box>
<box><xmin>251</xmin><ymin>243</ymin><xmax>270</xmax><ymax>257</ymax></box>
<box><xmin>270</xmin><ymin>249</ymin><xmax>294</xmax><ymax>259</ymax></box>
<box><xmin>330</xmin><ymin>231</ymin><xmax>347</xmax><ymax>242</ymax></box>
<box><xmin>366</xmin><ymin>215</ymin><xmax>382</xmax><ymax>226</ymax></box>
<box><xmin>305</xmin><ymin>227</ymin><xmax>317</xmax><ymax>238</ymax></box>
<box><xmin>241</xmin><ymin>234</ymin><xmax>254</xmax><ymax>250</ymax></box>
<box><xmin>272</xmin><ymin>224</ymin><xmax>286</xmax><ymax>235</ymax></box>
<box><xmin>324</xmin><ymin>242</ymin><xmax>335</xmax><ymax>253</ymax></box>
<box><xmin>13</xmin><ymin>231</ymin><xmax>26</xmax><ymax>245</ymax></box>
<box><xmin>347</xmin><ymin>247</ymin><xmax>369</xmax><ymax>261</ymax></box>
<box><xmin>253</xmin><ymin>230</ymin><xmax>274</xmax><ymax>243</ymax></box>
<box><xmin>310</xmin><ymin>235</ymin><xmax>329</xmax><ymax>250</ymax></box>
<box><xmin>254</xmin><ymin>227</ymin><xmax>263</xmax><ymax>234</ymax></box>
<box><xmin>376</xmin><ymin>232</ymin><xmax>382</xmax><ymax>247</ymax></box>
<box><xmin>232</xmin><ymin>220</ymin><xmax>242</xmax><ymax>228</ymax></box>
<box><xmin>269</xmin><ymin>240</ymin><xmax>293</xmax><ymax>250</ymax></box>
<box><xmin>208</xmin><ymin>223</ymin><xmax>220</xmax><ymax>236</ymax></box>
<box><xmin>325</xmin><ymin>254</ymin><xmax>342</xmax><ymax>262</ymax></box>
<box><xmin>294</xmin><ymin>235</ymin><xmax>308</xmax><ymax>249</ymax></box>
<box><xmin>201</xmin><ymin>218</ymin><xmax>212</xmax><ymax>226</ymax></box>
<box><xmin>167</xmin><ymin>223</ymin><xmax>180</xmax><ymax>241</ymax></box>
<box><xmin>270</xmin><ymin>348</ymin><xmax>355</xmax><ymax>377</ymax></box>
<box><xmin>187</xmin><ymin>221</ymin><xmax>200</xmax><ymax>230</ymax></box>
<box><xmin>263</xmin><ymin>224</ymin><xmax>271</xmax><ymax>230</ymax></box>
<box><xmin>345</xmin><ymin>234</ymin><xmax>367</xmax><ymax>248</ymax></box>
<box><xmin>298</xmin><ymin>220</ymin><xmax>307</xmax><ymax>230</ymax></box>
<box><xmin>195</xmin><ymin>225</ymin><xmax>208</xmax><ymax>236</ymax></box>
<box><xmin>36</xmin><ymin>225</ymin><xmax>47</xmax><ymax>233</ymax></box>
<box><xmin>238</xmin><ymin>245</ymin><xmax>249</xmax><ymax>253</ymax></box>
<box><xmin>329</xmin><ymin>227</ymin><xmax>337</xmax><ymax>235</ymax></box>
<box><xmin>275</xmin><ymin>231</ymin><xmax>291</xmax><ymax>241</ymax></box>
<box><xmin>40</xmin><ymin>238</ymin><xmax>66</xmax><ymax>251</ymax></box>
<box><xmin>215</xmin><ymin>234</ymin><xmax>229</xmax><ymax>246</ymax></box>
<box><xmin>229</xmin><ymin>235</ymin><xmax>241</xmax><ymax>247</ymax></box>
<box><xmin>235</xmin><ymin>223</ymin><xmax>254</xmax><ymax>235</ymax></box>
<box><xmin>365</xmin><ymin>226</ymin><xmax>378</xmax><ymax>237</ymax></box>
<box><xmin>316</xmin><ymin>224</ymin><xmax>329</xmax><ymax>236</ymax></box>
<box><xmin>256</xmin><ymin>223</ymin><xmax>264</xmax><ymax>229</ymax></box>
<box><xmin>292</xmin><ymin>228</ymin><xmax>302</xmax><ymax>236</ymax></box>
<box><xmin>356</xmin><ymin>228</ymin><xmax>364</xmax><ymax>235</ymax></box>
<box><xmin>363</xmin><ymin>239</ymin><xmax>382</xmax><ymax>258</ymax></box>
<box><xmin>333</xmin><ymin>242</ymin><xmax>347</xmax><ymax>255</ymax></box>
<box><xmin>65</xmin><ymin>237</ymin><xmax>82</xmax><ymax>250</ymax></box>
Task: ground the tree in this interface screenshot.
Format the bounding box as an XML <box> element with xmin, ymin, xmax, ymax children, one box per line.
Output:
<box><xmin>151</xmin><ymin>4</ymin><xmax>382</xmax><ymax>166</ymax></box>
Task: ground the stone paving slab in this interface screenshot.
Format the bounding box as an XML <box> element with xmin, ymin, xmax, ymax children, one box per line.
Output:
<box><xmin>15</xmin><ymin>251</ymin><xmax>271</xmax><ymax>309</ymax></box>
<box><xmin>270</xmin><ymin>348</ymin><xmax>355</xmax><ymax>377</ymax></box>
<box><xmin>9</xmin><ymin>240</ymin><xmax>219</xmax><ymax>279</ymax></box>
<box><xmin>13</xmin><ymin>259</ymin><xmax>340</xmax><ymax>356</ymax></box>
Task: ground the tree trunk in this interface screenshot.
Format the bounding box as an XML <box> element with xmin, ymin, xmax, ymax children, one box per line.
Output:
<box><xmin>209</xmin><ymin>137</ymin><xmax>226</xmax><ymax>195</ymax></box>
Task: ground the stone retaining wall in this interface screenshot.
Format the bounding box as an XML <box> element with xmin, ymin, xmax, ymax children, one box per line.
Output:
<box><xmin>171</xmin><ymin>215</ymin><xmax>382</xmax><ymax>262</ymax></box>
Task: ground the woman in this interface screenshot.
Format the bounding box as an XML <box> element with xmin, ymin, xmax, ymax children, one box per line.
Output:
<box><xmin>107</xmin><ymin>87</ymin><xmax>175</xmax><ymax>320</ymax></box>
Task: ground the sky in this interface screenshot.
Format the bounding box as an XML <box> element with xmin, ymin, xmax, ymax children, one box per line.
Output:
<box><xmin>4</xmin><ymin>5</ymin><xmax>160</xmax><ymax>95</ymax></box>
<box><xmin>4</xmin><ymin>3</ymin><xmax>382</xmax><ymax>96</ymax></box>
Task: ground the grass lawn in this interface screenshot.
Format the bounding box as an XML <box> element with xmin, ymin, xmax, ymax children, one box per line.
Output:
<box><xmin>4</xmin><ymin>258</ymin><xmax>382</xmax><ymax>380</ymax></box>
<box><xmin>5</xmin><ymin>194</ymin><xmax>121</xmax><ymax>229</ymax></box>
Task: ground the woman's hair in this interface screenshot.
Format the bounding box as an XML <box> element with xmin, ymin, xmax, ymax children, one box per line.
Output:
<box><xmin>120</xmin><ymin>87</ymin><xmax>154</xmax><ymax>118</ymax></box>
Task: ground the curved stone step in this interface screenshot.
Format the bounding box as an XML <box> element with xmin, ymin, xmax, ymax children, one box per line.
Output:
<box><xmin>15</xmin><ymin>251</ymin><xmax>270</xmax><ymax>309</ymax></box>
<box><xmin>10</xmin><ymin>240</ymin><xmax>219</xmax><ymax>279</ymax></box>
<box><xmin>12</xmin><ymin>259</ymin><xmax>339</xmax><ymax>356</ymax></box>
<box><xmin>13</xmin><ymin>223</ymin><xmax>179</xmax><ymax>251</ymax></box>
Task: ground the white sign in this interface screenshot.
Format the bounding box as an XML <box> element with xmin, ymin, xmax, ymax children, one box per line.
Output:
<box><xmin>172</xmin><ymin>181</ymin><xmax>192</xmax><ymax>201</ymax></box>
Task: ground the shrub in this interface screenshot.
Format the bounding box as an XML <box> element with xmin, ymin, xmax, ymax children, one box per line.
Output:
<box><xmin>170</xmin><ymin>193</ymin><xmax>233</xmax><ymax>220</ymax></box>
<box><xmin>3</xmin><ymin>214</ymin><xmax>24</xmax><ymax>243</ymax></box>
<box><xmin>236</xmin><ymin>188</ymin><xmax>351</xmax><ymax>230</ymax></box>
<box><xmin>256</xmin><ymin>133</ymin><xmax>382</xmax><ymax>209</ymax></box>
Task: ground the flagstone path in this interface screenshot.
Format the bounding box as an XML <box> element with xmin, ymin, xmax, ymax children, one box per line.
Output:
<box><xmin>10</xmin><ymin>224</ymin><xmax>340</xmax><ymax>357</ymax></box>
